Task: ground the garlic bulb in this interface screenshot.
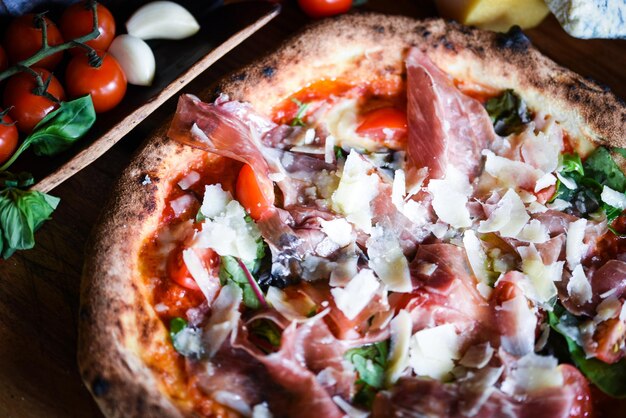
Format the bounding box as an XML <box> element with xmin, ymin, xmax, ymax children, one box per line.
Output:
<box><xmin>126</xmin><ymin>1</ymin><xmax>200</xmax><ymax>41</ymax></box>
<box><xmin>108</xmin><ymin>35</ymin><xmax>156</xmax><ymax>86</ymax></box>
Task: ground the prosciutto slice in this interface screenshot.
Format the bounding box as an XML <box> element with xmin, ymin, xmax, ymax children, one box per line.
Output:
<box><xmin>169</xmin><ymin>94</ymin><xmax>275</xmax><ymax>203</ymax></box>
<box><xmin>406</xmin><ymin>48</ymin><xmax>495</xmax><ymax>182</ymax></box>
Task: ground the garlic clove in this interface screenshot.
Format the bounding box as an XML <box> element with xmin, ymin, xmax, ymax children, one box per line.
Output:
<box><xmin>126</xmin><ymin>1</ymin><xmax>200</xmax><ymax>41</ymax></box>
<box><xmin>108</xmin><ymin>35</ymin><xmax>156</xmax><ymax>86</ymax></box>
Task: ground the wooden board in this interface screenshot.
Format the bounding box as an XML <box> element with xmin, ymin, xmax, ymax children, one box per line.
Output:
<box><xmin>0</xmin><ymin>1</ymin><xmax>625</xmax><ymax>417</ymax></box>
<box><xmin>3</xmin><ymin>0</ymin><xmax>281</xmax><ymax>193</ymax></box>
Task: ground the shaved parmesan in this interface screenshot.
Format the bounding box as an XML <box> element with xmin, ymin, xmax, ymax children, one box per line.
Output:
<box><xmin>331</xmin><ymin>151</ymin><xmax>379</xmax><ymax>233</ymax></box>
<box><xmin>203</xmin><ymin>284</ymin><xmax>243</xmax><ymax>357</ymax></box>
<box><xmin>170</xmin><ymin>194</ymin><xmax>195</xmax><ymax>217</ymax></box>
<box><xmin>601</xmin><ymin>186</ymin><xmax>626</xmax><ymax>210</ymax></box>
<box><xmin>518</xmin><ymin>245</ymin><xmax>562</xmax><ymax>305</ymax></box>
<box><xmin>320</xmin><ymin>218</ymin><xmax>354</xmax><ymax>247</ymax></box>
<box><xmin>547</xmin><ymin>198</ymin><xmax>572</xmax><ymax>211</ymax></box>
<box><xmin>392</xmin><ymin>169</ymin><xmax>406</xmax><ymax>209</ymax></box>
<box><xmin>501</xmin><ymin>353</ymin><xmax>563</xmax><ymax>395</ymax></box>
<box><xmin>483</xmin><ymin>150</ymin><xmax>543</xmax><ymax>190</ymax></box>
<box><xmin>386</xmin><ymin>310</ymin><xmax>412</xmax><ymax>385</ymax></box>
<box><xmin>595</xmin><ymin>297</ymin><xmax>622</xmax><ymax>323</ymax></box>
<box><xmin>325</xmin><ymin>135</ymin><xmax>336</xmax><ymax>164</ymax></box>
<box><xmin>462</xmin><ymin>230</ymin><xmax>492</xmax><ymax>295</ymax></box>
<box><xmin>428</xmin><ymin>166</ymin><xmax>472</xmax><ymax>228</ymax></box>
<box><xmin>517</xmin><ymin>219</ymin><xmax>549</xmax><ymax>244</ymax></box>
<box><xmin>567</xmin><ymin>265</ymin><xmax>592</xmax><ymax>305</ymax></box>
<box><xmin>329</xmin><ymin>255</ymin><xmax>359</xmax><ymax>287</ymax></box>
<box><xmin>499</xmin><ymin>292</ymin><xmax>537</xmax><ymax>356</ymax></box>
<box><xmin>534</xmin><ymin>173</ymin><xmax>557</xmax><ymax>193</ymax></box>
<box><xmin>182</xmin><ymin>248</ymin><xmax>220</xmax><ymax>303</ymax></box>
<box><xmin>393</xmin><ymin>169</ymin><xmax>429</xmax><ymax>225</ymax></box>
<box><xmin>178</xmin><ymin>170</ymin><xmax>200</xmax><ymax>190</ymax></box>
<box><xmin>266</xmin><ymin>287</ymin><xmax>316</xmax><ymax>321</ymax></box>
<box><xmin>566</xmin><ymin>218</ymin><xmax>588</xmax><ymax>269</ymax></box>
<box><xmin>409</xmin><ymin>324</ymin><xmax>462</xmax><ymax>381</ymax></box>
<box><xmin>367</xmin><ymin>225</ymin><xmax>412</xmax><ymax>292</ymax></box>
<box><xmin>478</xmin><ymin>189</ymin><xmax>529</xmax><ymax>238</ymax></box>
<box><xmin>194</xmin><ymin>200</ymin><xmax>261</xmax><ymax>261</ymax></box>
<box><xmin>201</xmin><ymin>184</ymin><xmax>232</xmax><ymax>219</ymax></box>
<box><xmin>331</xmin><ymin>269</ymin><xmax>380</xmax><ymax>320</ymax></box>
<box><xmin>527</xmin><ymin>201</ymin><xmax>548</xmax><ymax>214</ymax></box>
<box><xmin>520</xmin><ymin>124</ymin><xmax>561</xmax><ymax>173</ymax></box>
<box><xmin>332</xmin><ymin>396</ymin><xmax>369</xmax><ymax>418</ymax></box>
<box><xmin>556</xmin><ymin>171</ymin><xmax>577</xmax><ymax>190</ymax></box>
<box><xmin>459</xmin><ymin>343</ymin><xmax>494</xmax><ymax>369</ymax></box>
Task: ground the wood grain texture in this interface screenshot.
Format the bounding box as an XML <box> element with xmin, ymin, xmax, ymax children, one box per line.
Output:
<box><xmin>0</xmin><ymin>1</ymin><xmax>624</xmax><ymax>417</ymax></box>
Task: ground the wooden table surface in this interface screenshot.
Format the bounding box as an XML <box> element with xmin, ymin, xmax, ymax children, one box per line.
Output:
<box><xmin>0</xmin><ymin>1</ymin><xmax>624</xmax><ymax>417</ymax></box>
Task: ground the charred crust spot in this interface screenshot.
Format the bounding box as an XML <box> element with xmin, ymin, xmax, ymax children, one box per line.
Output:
<box><xmin>262</xmin><ymin>66</ymin><xmax>275</xmax><ymax>78</ymax></box>
<box><xmin>496</xmin><ymin>26</ymin><xmax>530</xmax><ymax>52</ymax></box>
<box><xmin>372</xmin><ymin>24</ymin><xmax>384</xmax><ymax>34</ymax></box>
<box><xmin>232</xmin><ymin>72</ymin><xmax>247</xmax><ymax>82</ymax></box>
<box><xmin>91</xmin><ymin>376</ymin><xmax>110</xmax><ymax>397</ymax></box>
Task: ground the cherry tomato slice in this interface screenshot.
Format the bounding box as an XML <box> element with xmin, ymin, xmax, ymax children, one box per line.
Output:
<box><xmin>60</xmin><ymin>1</ymin><xmax>116</xmax><ymax>54</ymax></box>
<box><xmin>167</xmin><ymin>247</ymin><xmax>219</xmax><ymax>291</ymax></box>
<box><xmin>3</xmin><ymin>14</ymin><xmax>64</xmax><ymax>69</ymax></box>
<box><xmin>297</xmin><ymin>0</ymin><xmax>352</xmax><ymax>18</ymax></box>
<box><xmin>593</xmin><ymin>317</ymin><xmax>626</xmax><ymax>364</ymax></box>
<box><xmin>356</xmin><ymin>106</ymin><xmax>408</xmax><ymax>148</ymax></box>
<box><xmin>65</xmin><ymin>51</ymin><xmax>127</xmax><ymax>113</ymax></box>
<box><xmin>559</xmin><ymin>364</ymin><xmax>593</xmax><ymax>418</ymax></box>
<box><xmin>0</xmin><ymin>113</ymin><xmax>18</xmax><ymax>165</ymax></box>
<box><xmin>235</xmin><ymin>164</ymin><xmax>273</xmax><ymax>220</ymax></box>
<box><xmin>3</xmin><ymin>68</ymin><xmax>65</xmax><ymax>133</ymax></box>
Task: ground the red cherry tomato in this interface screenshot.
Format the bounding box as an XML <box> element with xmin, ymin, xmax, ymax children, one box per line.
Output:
<box><xmin>0</xmin><ymin>45</ymin><xmax>7</xmax><ymax>72</ymax></box>
<box><xmin>65</xmin><ymin>51</ymin><xmax>127</xmax><ymax>113</ymax></box>
<box><xmin>235</xmin><ymin>164</ymin><xmax>273</xmax><ymax>220</ymax></box>
<box><xmin>3</xmin><ymin>68</ymin><xmax>65</xmax><ymax>133</ymax></box>
<box><xmin>356</xmin><ymin>106</ymin><xmax>408</xmax><ymax>148</ymax></box>
<box><xmin>558</xmin><ymin>364</ymin><xmax>593</xmax><ymax>418</ymax></box>
<box><xmin>0</xmin><ymin>113</ymin><xmax>18</xmax><ymax>164</ymax></box>
<box><xmin>3</xmin><ymin>14</ymin><xmax>64</xmax><ymax>69</ymax></box>
<box><xmin>593</xmin><ymin>317</ymin><xmax>626</xmax><ymax>364</ymax></box>
<box><xmin>167</xmin><ymin>247</ymin><xmax>219</xmax><ymax>291</ymax></box>
<box><xmin>297</xmin><ymin>0</ymin><xmax>352</xmax><ymax>18</ymax></box>
<box><xmin>60</xmin><ymin>1</ymin><xmax>116</xmax><ymax>54</ymax></box>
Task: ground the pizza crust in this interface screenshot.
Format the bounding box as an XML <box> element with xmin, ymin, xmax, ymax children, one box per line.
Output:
<box><xmin>78</xmin><ymin>14</ymin><xmax>626</xmax><ymax>418</ymax></box>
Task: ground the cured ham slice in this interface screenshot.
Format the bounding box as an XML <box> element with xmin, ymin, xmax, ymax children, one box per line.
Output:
<box><xmin>169</xmin><ymin>94</ymin><xmax>275</xmax><ymax>204</ymax></box>
<box><xmin>406</xmin><ymin>48</ymin><xmax>495</xmax><ymax>182</ymax></box>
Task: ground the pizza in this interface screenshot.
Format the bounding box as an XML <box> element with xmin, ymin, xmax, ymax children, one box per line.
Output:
<box><xmin>78</xmin><ymin>14</ymin><xmax>626</xmax><ymax>418</ymax></box>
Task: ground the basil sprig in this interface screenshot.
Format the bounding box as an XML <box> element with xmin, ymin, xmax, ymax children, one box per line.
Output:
<box><xmin>484</xmin><ymin>89</ymin><xmax>531</xmax><ymax>136</ymax></box>
<box><xmin>345</xmin><ymin>341</ymin><xmax>389</xmax><ymax>409</ymax></box>
<box><xmin>0</xmin><ymin>95</ymin><xmax>96</xmax><ymax>171</ymax></box>
<box><xmin>0</xmin><ymin>172</ymin><xmax>59</xmax><ymax>259</ymax></box>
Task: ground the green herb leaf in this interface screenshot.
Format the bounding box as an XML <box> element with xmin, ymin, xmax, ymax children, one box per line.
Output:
<box><xmin>484</xmin><ymin>89</ymin><xmax>530</xmax><ymax>136</ymax></box>
<box><xmin>0</xmin><ymin>178</ymin><xmax>59</xmax><ymax>259</ymax></box>
<box><xmin>334</xmin><ymin>145</ymin><xmax>347</xmax><ymax>161</ymax></box>
<box><xmin>0</xmin><ymin>96</ymin><xmax>96</xmax><ymax>171</ymax></box>
<box><xmin>561</xmin><ymin>153</ymin><xmax>584</xmax><ymax>176</ymax></box>
<box><xmin>345</xmin><ymin>341</ymin><xmax>389</xmax><ymax>408</ymax></box>
<box><xmin>219</xmin><ymin>255</ymin><xmax>261</xmax><ymax>309</ymax></box>
<box><xmin>249</xmin><ymin>319</ymin><xmax>282</xmax><ymax>350</ymax></box>
<box><xmin>169</xmin><ymin>317</ymin><xmax>188</xmax><ymax>340</ymax></box>
<box><xmin>584</xmin><ymin>147</ymin><xmax>626</xmax><ymax>193</ymax></box>
<box><xmin>290</xmin><ymin>98</ymin><xmax>309</xmax><ymax>127</ymax></box>
<box><xmin>548</xmin><ymin>307</ymin><xmax>626</xmax><ymax>398</ymax></box>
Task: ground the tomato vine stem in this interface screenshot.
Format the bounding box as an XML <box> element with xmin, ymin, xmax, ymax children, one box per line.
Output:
<box><xmin>0</xmin><ymin>0</ymin><xmax>101</xmax><ymax>84</ymax></box>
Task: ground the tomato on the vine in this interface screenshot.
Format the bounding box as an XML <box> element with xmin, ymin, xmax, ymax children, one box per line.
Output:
<box><xmin>65</xmin><ymin>51</ymin><xmax>127</xmax><ymax>113</ymax></box>
<box><xmin>3</xmin><ymin>68</ymin><xmax>65</xmax><ymax>133</ymax></box>
<box><xmin>60</xmin><ymin>1</ymin><xmax>116</xmax><ymax>53</ymax></box>
<box><xmin>297</xmin><ymin>0</ymin><xmax>352</xmax><ymax>18</ymax></box>
<box><xmin>0</xmin><ymin>45</ymin><xmax>7</xmax><ymax>72</ymax></box>
<box><xmin>3</xmin><ymin>14</ymin><xmax>64</xmax><ymax>70</ymax></box>
<box><xmin>0</xmin><ymin>113</ymin><xmax>19</xmax><ymax>165</ymax></box>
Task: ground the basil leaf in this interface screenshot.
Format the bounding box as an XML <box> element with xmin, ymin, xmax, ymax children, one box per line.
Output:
<box><xmin>219</xmin><ymin>255</ymin><xmax>261</xmax><ymax>309</ymax></box>
<box><xmin>345</xmin><ymin>341</ymin><xmax>389</xmax><ymax>408</ymax></box>
<box><xmin>249</xmin><ymin>319</ymin><xmax>282</xmax><ymax>349</ymax></box>
<box><xmin>583</xmin><ymin>147</ymin><xmax>626</xmax><ymax>192</ymax></box>
<box><xmin>548</xmin><ymin>308</ymin><xmax>626</xmax><ymax>398</ymax></box>
<box><xmin>290</xmin><ymin>98</ymin><xmax>309</xmax><ymax>127</ymax></box>
<box><xmin>484</xmin><ymin>89</ymin><xmax>530</xmax><ymax>136</ymax></box>
<box><xmin>29</xmin><ymin>95</ymin><xmax>96</xmax><ymax>156</ymax></box>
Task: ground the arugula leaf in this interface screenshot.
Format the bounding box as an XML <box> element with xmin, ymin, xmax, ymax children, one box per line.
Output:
<box><xmin>548</xmin><ymin>307</ymin><xmax>626</xmax><ymax>398</ymax></box>
<box><xmin>334</xmin><ymin>145</ymin><xmax>348</xmax><ymax>162</ymax></box>
<box><xmin>0</xmin><ymin>96</ymin><xmax>96</xmax><ymax>171</ymax></box>
<box><xmin>290</xmin><ymin>98</ymin><xmax>309</xmax><ymax>127</ymax></box>
<box><xmin>219</xmin><ymin>255</ymin><xmax>260</xmax><ymax>309</ymax></box>
<box><xmin>0</xmin><ymin>174</ymin><xmax>59</xmax><ymax>259</ymax></box>
<box><xmin>345</xmin><ymin>341</ymin><xmax>389</xmax><ymax>408</ymax></box>
<box><xmin>169</xmin><ymin>317</ymin><xmax>188</xmax><ymax>340</ymax></box>
<box><xmin>484</xmin><ymin>89</ymin><xmax>531</xmax><ymax>136</ymax></box>
<box><xmin>561</xmin><ymin>153</ymin><xmax>585</xmax><ymax>176</ymax></box>
<box><xmin>584</xmin><ymin>147</ymin><xmax>626</xmax><ymax>192</ymax></box>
